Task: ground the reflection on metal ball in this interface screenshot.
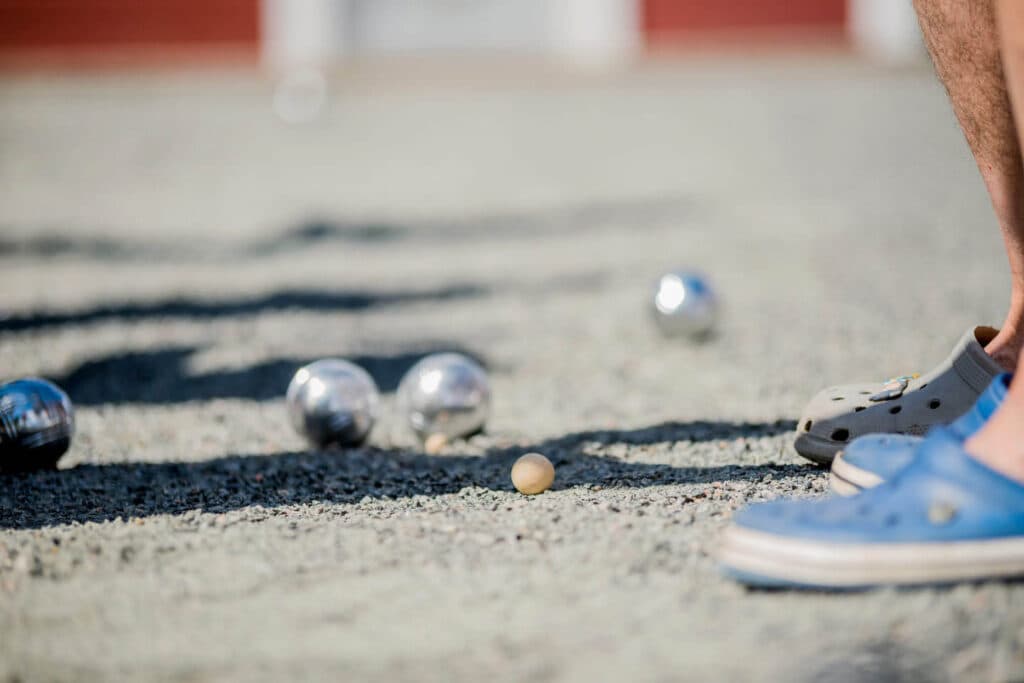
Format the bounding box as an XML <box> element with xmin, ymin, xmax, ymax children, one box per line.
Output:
<box><xmin>286</xmin><ymin>359</ymin><xmax>379</xmax><ymax>448</ymax></box>
<box><xmin>652</xmin><ymin>270</ymin><xmax>717</xmax><ymax>338</ymax></box>
<box><xmin>0</xmin><ymin>378</ymin><xmax>75</xmax><ymax>472</ymax></box>
<box><xmin>397</xmin><ymin>353</ymin><xmax>490</xmax><ymax>441</ymax></box>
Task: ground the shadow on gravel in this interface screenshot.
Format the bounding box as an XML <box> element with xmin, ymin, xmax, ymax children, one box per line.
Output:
<box><xmin>0</xmin><ymin>195</ymin><xmax>695</xmax><ymax>263</ymax></box>
<box><xmin>255</xmin><ymin>197</ymin><xmax>695</xmax><ymax>250</ymax></box>
<box><xmin>0</xmin><ymin>420</ymin><xmax>800</xmax><ymax>529</ymax></box>
<box><xmin>0</xmin><ymin>234</ymin><xmax>143</xmax><ymax>260</ymax></box>
<box><xmin>0</xmin><ymin>219</ymin><xmax>409</xmax><ymax>262</ymax></box>
<box><xmin>0</xmin><ymin>284</ymin><xmax>484</xmax><ymax>333</ymax></box>
<box><xmin>791</xmin><ymin>640</ymin><xmax>943</xmax><ymax>683</ymax></box>
<box><xmin>55</xmin><ymin>345</ymin><xmax>490</xmax><ymax>405</ymax></box>
<box><xmin>248</xmin><ymin>219</ymin><xmax>409</xmax><ymax>254</ymax></box>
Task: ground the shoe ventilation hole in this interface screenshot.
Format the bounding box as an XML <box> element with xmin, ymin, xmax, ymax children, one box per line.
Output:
<box><xmin>929</xmin><ymin>399</ymin><xmax>941</xmax><ymax>409</ymax></box>
<box><xmin>889</xmin><ymin>405</ymin><xmax>902</xmax><ymax>414</ymax></box>
<box><xmin>855</xmin><ymin>406</ymin><xmax>866</xmax><ymax>412</ymax></box>
<box><xmin>860</xmin><ymin>391</ymin><xmax>871</xmax><ymax>395</ymax></box>
<box><xmin>804</xmin><ymin>420</ymin><xmax>813</xmax><ymax>431</ymax></box>
<box><xmin>830</xmin><ymin>428</ymin><xmax>850</xmax><ymax>442</ymax></box>
<box><xmin>919</xmin><ymin>383</ymin><xmax>928</xmax><ymax>390</ymax></box>
<box><xmin>831</xmin><ymin>396</ymin><xmax>844</xmax><ymax>401</ymax></box>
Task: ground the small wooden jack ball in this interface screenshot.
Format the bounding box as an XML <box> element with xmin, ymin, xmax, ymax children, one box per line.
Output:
<box><xmin>511</xmin><ymin>453</ymin><xmax>555</xmax><ymax>495</ymax></box>
<box><xmin>424</xmin><ymin>433</ymin><xmax>448</xmax><ymax>455</ymax></box>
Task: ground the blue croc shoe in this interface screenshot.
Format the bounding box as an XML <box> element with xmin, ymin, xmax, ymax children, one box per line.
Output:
<box><xmin>829</xmin><ymin>373</ymin><xmax>1011</xmax><ymax>496</ymax></box>
<box><xmin>720</xmin><ymin>428</ymin><xmax>1024</xmax><ymax>589</ymax></box>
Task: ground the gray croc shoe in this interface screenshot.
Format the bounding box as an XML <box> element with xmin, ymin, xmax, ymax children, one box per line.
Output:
<box><xmin>794</xmin><ymin>326</ymin><xmax>1004</xmax><ymax>465</ymax></box>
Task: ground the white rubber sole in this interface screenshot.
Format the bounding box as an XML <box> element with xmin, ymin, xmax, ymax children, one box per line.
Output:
<box><xmin>828</xmin><ymin>451</ymin><xmax>884</xmax><ymax>497</ymax></box>
<box><xmin>719</xmin><ymin>526</ymin><xmax>1024</xmax><ymax>588</ymax></box>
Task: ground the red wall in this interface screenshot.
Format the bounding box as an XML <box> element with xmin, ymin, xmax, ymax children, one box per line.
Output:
<box><xmin>0</xmin><ymin>1</ymin><xmax>846</xmax><ymax>63</ymax></box>
<box><xmin>644</xmin><ymin>0</ymin><xmax>846</xmax><ymax>43</ymax></box>
<box><xmin>0</xmin><ymin>0</ymin><xmax>259</xmax><ymax>51</ymax></box>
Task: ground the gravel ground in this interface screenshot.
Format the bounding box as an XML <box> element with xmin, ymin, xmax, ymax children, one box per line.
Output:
<box><xmin>2</xmin><ymin>55</ymin><xmax>1023</xmax><ymax>682</ymax></box>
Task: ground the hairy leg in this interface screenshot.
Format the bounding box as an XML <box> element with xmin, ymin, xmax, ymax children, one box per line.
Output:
<box><xmin>966</xmin><ymin>1</ymin><xmax>1024</xmax><ymax>483</ymax></box>
<box><xmin>915</xmin><ymin>0</ymin><xmax>1024</xmax><ymax>370</ymax></box>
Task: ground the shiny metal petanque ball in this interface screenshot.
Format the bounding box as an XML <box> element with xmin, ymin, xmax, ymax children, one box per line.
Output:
<box><xmin>286</xmin><ymin>359</ymin><xmax>380</xmax><ymax>448</ymax></box>
<box><xmin>652</xmin><ymin>270</ymin><xmax>717</xmax><ymax>338</ymax></box>
<box><xmin>397</xmin><ymin>353</ymin><xmax>491</xmax><ymax>441</ymax></box>
<box><xmin>0</xmin><ymin>378</ymin><xmax>75</xmax><ymax>472</ymax></box>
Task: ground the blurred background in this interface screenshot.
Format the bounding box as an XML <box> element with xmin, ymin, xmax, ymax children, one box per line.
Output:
<box><xmin>0</xmin><ymin>0</ymin><xmax>932</xmax><ymax>289</ymax></box>
<box><xmin>0</xmin><ymin>0</ymin><xmax>928</xmax><ymax>243</ymax></box>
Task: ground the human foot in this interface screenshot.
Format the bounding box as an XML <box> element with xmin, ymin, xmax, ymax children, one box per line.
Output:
<box><xmin>966</xmin><ymin>373</ymin><xmax>1024</xmax><ymax>485</ymax></box>
<box><xmin>984</xmin><ymin>325</ymin><xmax>1024</xmax><ymax>372</ymax></box>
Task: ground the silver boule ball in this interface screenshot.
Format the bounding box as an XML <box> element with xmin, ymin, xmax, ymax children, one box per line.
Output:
<box><xmin>0</xmin><ymin>378</ymin><xmax>75</xmax><ymax>472</ymax></box>
<box><xmin>652</xmin><ymin>270</ymin><xmax>717</xmax><ymax>338</ymax></box>
<box><xmin>397</xmin><ymin>353</ymin><xmax>490</xmax><ymax>441</ymax></box>
<box><xmin>286</xmin><ymin>359</ymin><xmax>379</xmax><ymax>448</ymax></box>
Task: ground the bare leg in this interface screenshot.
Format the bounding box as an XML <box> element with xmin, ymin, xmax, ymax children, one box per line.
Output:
<box><xmin>915</xmin><ymin>0</ymin><xmax>1024</xmax><ymax>370</ymax></box>
<box><xmin>966</xmin><ymin>1</ymin><xmax>1024</xmax><ymax>483</ymax></box>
